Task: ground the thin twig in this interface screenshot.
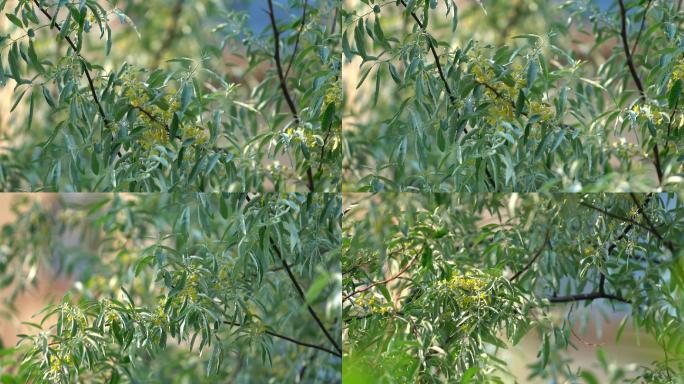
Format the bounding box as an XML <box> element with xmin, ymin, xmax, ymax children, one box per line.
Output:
<box><xmin>284</xmin><ymin>0</ymin><xmax>308</xmax><ymax>80</ymax></box>
<box><xmin>547</xmin><ymin>291</ymin><xmax>630</xmax><ymax>304</ymax></box>
<box><xmin>618</xmin><ymin>0</ymin><xmax>663</xmax><ymax>183</ymax></box>
<box><xmin>510</xmin><ymin>228</ymin><xmax>551</xmax><ymax>282</ymax></box>
<box><xmin>397</xmin><ymin>0</ymin><xmax>496</xmax><ymax>187</ymax></box>
<box><xmin>398</xmin><ymin>0</ymin><xmax>453</xmax><ymax>102</ymax></box>
<box><xmin>269</xmin><ymin>242</ymin><xmax>342</xmax><ymax>355</ymax></box>
<box><xmin>245</xmin><ymin>193</ymin><xmax>342</xmax><ymax>354</ymax></box>
<box><xmin>223</xmin><ymin>321</ymin><xmax>341</xmax><ymax>357</ymax></box>
<box><xmin>629</xmin><ymin>193</ymin><xmax>674</xmax><ymax>253</ymax></box>
<box><xmin>342</xmin><ymin>245</ymin><xmax>425</xmax><ymax>302</ymax></box>
<box><xmin>631</xmin><ymin>0</ymin><xmax>653</xmax><ymax>54</ymax></box>
<box><xmin>243</xmin><ymin>194</ymin><xmax>341</xmax><ymax>354</ymax></box>
<box><xmin>579</xmin><ymin>201</ymin><xmax>655</xmax><ymax>234</ymax></box>
<box><xmin>266</xmin><ymin>0</ymin><xmax>314</xmax><ymax>191</ymax></box>
<box><xmin>32</xmin><ymin>0</ymin><xmax>108</xmax><ymax>125</ymax></box>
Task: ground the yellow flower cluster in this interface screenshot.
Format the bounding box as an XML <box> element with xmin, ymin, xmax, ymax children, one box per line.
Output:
<box><xmin>356</xmin><ymin>293</ymin><xmax>394</xmax><ymax>315</ymax></box>
<box><xmin>179</xmin><ymin>273</ymin><xmax>199</xmax><ymax>302</ymax></box>
<box><xmin>628</xmin><ymin>206</ymin><xmax>639</xmax><ymax>219</ymax></box>
<box><xmin>151</xmin><ymin>296</ymin><xmax>168</xmax><ymax>327</ymax></box>
<box><xmin>141</xmin><ymin>126</ymin><xmax>170</xmax><ymax>150</ymax></box>
<box><xmin>48</xmin><ymin>349</ymin><xmax>74</xmax><ymax>377</ymax></box>
<box><xmin>611</xmin><ymin>137</ymin><xmax>647</xmax><ymax>158</ymax></box>
<box><xmin>181</xmin><ymin>124</ymin><xmax>209</xmax><ymax>146</ymax></box>
<box><xmin>469</xmin><ymin>50</ymin><xmax>554</xmax><ymax>126</ymax></box>
<box><xmin>121</xmin><ymin>70</ymin><xmax>209</xmax><ymax>150</ymax></box>
<box><xmin>630</xmin><ymin>103</ymin><xmax>665</xmax><ymax>125</ymax></box>
<box><xmin>285</xmin><ymin>127</ymin><xmax>318</xmax><ymax>149</ymax></box>
<box><xmin>670</xmin><ymin>61</ymin><xmax>684</xmax><ymax>89</ymax></box>
<box><xmin>437</xmin><ymin>271</ymin><xmax>491</xmax><ymax>308</ymax></box>
<box><xmin>323</xmin><ymin>83</ymin><xmax>342</xmax><ymax>109</ymax></box>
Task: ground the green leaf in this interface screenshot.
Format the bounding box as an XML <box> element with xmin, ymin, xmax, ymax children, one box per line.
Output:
<box><xmin>669</xmin><ymin>79</ymin><xmax>681</xmax><ymax>109</ymax></box>
<box><xmin>580</xmin><ymin>371</ymin><xmax>600</xmax><ymax>384</ymax></box>
<box><xmin>615</xmin><ymin>315</ymin><xmax>628</xmax><ymax>343</ymax></box>
<box><xmin>321</xmin><ymin>103</ymin><xmax>335</xmax><ymax>131</ymax></box>
<box><xmin>541</xmin><ymin>332</ymin><xmax>549</xmax><ymax>368</ymax></box>
<box><xmin>134</xmin><ymin>255</ymin><xmax>155</xmax><ymax>276</ymax></box>
<box><xmin>354</xmin><ymin>19</ymin><xmax>367</xmax><ymax>59</ymax></box>
<box><xmin>460</xmin><ymin>366</ymin><xmax>478</xmax><ymax>383</ymax></box>
<box><xmin>515</xmin><ymin>89</ymin><xmax>525</xmax><ymax>117</ymax></box>
<box><xmin>180</xmin><ymin>84</ymin><xmax>193</xmax><ymax>112</ymax></box>
<box><xmin>42</xmin><ymin>86</ymin><xmax>56</xmax><ymax>108</ymax></box>
<box><xmin>526</xmin><ymin>60</ymin><xmax>538</xmax><ymax>90</ymax></box>
<box><xmin>91</xmin><ymin>150</ymin><xmax>99</xmax><ymax>174</ymax></box>
<box><xmin>388</xmin><ymin>63</ymin><xmax>401</xmax><ymax>85</ymax></box>
<box><xmin>27</xmin><ymin>90</ymin><xmax>34</xmax><ymax>130</ymax></box>
<box><xmin>305</xmin><ymin>273</ymin><xmax>330</xmax><ymax>304</ymax></box>
<box><xmin>5</xmin><ymin>14</ymin><xmax>23</xmax><ymax>28</ymax></box>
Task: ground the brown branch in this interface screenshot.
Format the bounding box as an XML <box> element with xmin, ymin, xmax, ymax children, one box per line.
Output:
<box><xmin>510</xmin><ymin>228</ymin><xmax>551</xmax><ymax>282</ymax></box>
<box><xmin>631</xmin><ymin>0</ymin><xmax>653</xmax><ymax>54</ymax></box>
<box><xmin>284</xmin><ymin>0</ymin><xmax>308</xmax><ymax>80</ymax></box>
<box><xmin>547</xmin><ymin>291</ymin><xmax>630</xmax><ymax>304</ymax></box>
<box><xmin>629</xmin><ymin>193</ymin><xmax>675</xmax><ymax>253</ymax></box>
<box><xmin>343</xmin><ymin>245</ymin><xmax>424</xmax><ymax>302</ymax></box>
<box><xmin>266</xmin><ymin>0</ymin><xmax>314</xmax><ymax>191</ymax></box>
<box><xmin>398</xmin><ymin>0</ymin><xmax>453</xmax><ymax>102</ymax></box>
<box><xmin>32</xmin><ymin>0</ymin><xmax>108</xmax><ymax>125</ymax></box>
<box><xmin>269</xmin><ymin>236</ymin><xmax>341</xmax><ymax>355</ymax></box>
<box><xmin>579</xmin><ymin>201</ymin><xmax>655</xmax><ymax>234</ymax></box>
<box><xmin>397</xmin><ymin>0</ymin><xmax>496</xmax><ymax>187</ymax></box>
<box><xmin>223</xmin><ymin>321</ymin><xmax>341</xmax><ymax>357</ymax></box>
<box><xmin>618</xmin><ymin>0</ymin><xmax>663</xmax><ymax>183</ymax></box>
<box><xmin>243</xmin><ymin>193</ymin><xmax>340</xmax><ymax>354</ymax></box>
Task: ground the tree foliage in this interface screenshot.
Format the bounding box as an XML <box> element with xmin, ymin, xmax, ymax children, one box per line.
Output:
<box><xmin>343</xmin><ymin>192</ymin><xmax>684</xmax><ymax>382</ymax></box>
<box><xmin>0</xmin><ymin>193</ymin><xmax>341</xmax><ymax>383</ymax></box>
<box><xmin>0</xmin><ymin>0</ymin><xmax>341</xmax><ymax>191</ymax></box>
<box><xmin>342</xmin><ymin>0</ymin><xmax>683</xmax><ymax>192</ymax></box>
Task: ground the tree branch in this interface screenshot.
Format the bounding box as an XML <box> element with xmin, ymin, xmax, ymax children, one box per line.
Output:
<box><xmin>269</xmin><ymin>242</ymin><xmax>341</xmax><ymax>355</ymax></box>
<box><xmin>579</xmin><ymin>200</ymin><xmax>654</xmax><ymax>234</ymax></box>
<box><xmin>510</xmin><ymin>228</ymin><xmax>551</xmax><ymax>282</ymax></box>
<box><xmin>32</xmin><ymin>0</ymin><xmax>108</xmax><ymax>125</ymax></box>
<box><xmin>397</xmin><ymin>0</ymin><xmax>495</xmax><ymax>187</ymax></box>
<box><xmin>617</xmin><ymin>0</ymin><xmax>663</xmax><ymax>183</ymax></box>
<box><xmin>284</xmin><ymin>0</ymin><xmax>308</xmax><ymax>80</ymax></box>
<box><xmin>631</xmin><ymin>0</ymin><xmax>653</xmax><ymax>54</ymax></box>
<box><xmin>629</xmin><ymin>193</ymin><xmax>674</xmax><ymax>253</ymax></box>
<box><xmin>223</xmin><ymin>321</ymin><xmax>341</xmax><ymax>357</ymax></box>
<box><xmin>547</xmin><ymin>291</ymin><xmax>630</xmax><ymax>304</ymax></box>
<box><xmin>343</xmin><ymin>245</ymin><xmax>425</xmax><ymax>302</ymax></box>
<box><xmin>266</xmin><ymin>0</ymin><xmax>314</xmax><ymax>192</ymax></box>
<box><xmin>243</xmin><ymin>193</ymin><xmax>341</xmax><ymax>354</ymax></box>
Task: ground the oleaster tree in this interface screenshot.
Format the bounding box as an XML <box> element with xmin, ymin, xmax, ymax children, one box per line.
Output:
<box><xmin>0</xmin><ymin>193</ymin><xmax>342</xmax><ymax>383</ymax></box>
<box><xmin>342</xmin><ymin>0</ymin><xmax>683</xmax><ymax>192</ymax></box>
<box><xmin>0</xmin><ymin>0</ymin><xmax>341</xmax><ymax>192</ymax></box>
<box><xmin>342</xmin><ymin>192</ymin><xmax>684</xmax><ymax>382</ymax></box>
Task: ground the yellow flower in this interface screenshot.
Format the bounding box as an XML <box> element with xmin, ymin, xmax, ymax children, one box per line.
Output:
<box><xmin>50</xmin><ymin>359</ymin><xmax>61</xmax><ymax>375</ymax></box>
<box><xmin>323</xmin><ymin>84</ymin><xmax>342</xmax><ymax>109</ymax></box>
<box><xmin>628</xmin><ymin>206</ymin><xmax>639</xmax><ymax>219</ymax></box>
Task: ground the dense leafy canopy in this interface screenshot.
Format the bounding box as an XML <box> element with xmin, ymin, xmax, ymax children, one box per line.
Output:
<box><xmin>342</xmin><ymin>0</ymin><xmax>684</xmax><ymax>192</ymax></box>
<box><xmin>0</xmin><ymin>193</ymin><xmax>341</xmax><ymax>382</ymax></box>
<box><xmin>0</xmin><ymin>0</ymin><xmax>340</xmax><ymax>191</ymax></box>
<box><xmin>343</xmin><ymin>192</ymin><xmax>684</xmax><ymax>382</ymax></box>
